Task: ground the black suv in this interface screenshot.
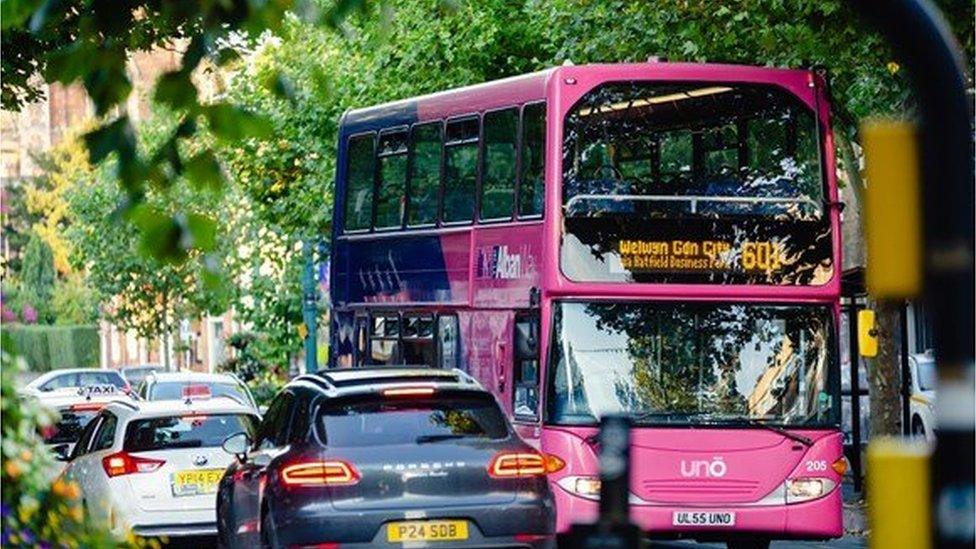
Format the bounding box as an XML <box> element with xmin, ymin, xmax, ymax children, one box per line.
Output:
<box><xmin>216</xmin><ymin>367</ymin><xmax>557</xmax><ymax>548</ymax></box>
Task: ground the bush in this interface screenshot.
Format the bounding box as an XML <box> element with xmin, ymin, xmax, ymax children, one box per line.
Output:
<box><xmin>5</xmin><ymin>325</ymin><xmax>100</xmax><ymax>372</ymax></box>
<box><xmin>7</xmin><ymin>327</ymin><xmax>50</xmax><ymax>372</ymax></box>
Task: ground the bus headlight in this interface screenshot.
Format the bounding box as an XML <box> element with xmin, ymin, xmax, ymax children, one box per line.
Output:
<box><xmin>557</xmin><ymin>475</ymin><xmax>601</xmax><ymax>500</ymax></box>
<box><xmin>786</xmin><ymin>477</ymin><xmax>836</xmax><ymax>503</ymax></box>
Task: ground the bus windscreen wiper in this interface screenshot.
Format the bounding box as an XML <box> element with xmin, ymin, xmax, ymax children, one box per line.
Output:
<box><xmin>743</xmin><ymin>418</ymin><xmax>813</xmax><ymax>447</ymax></box>
<box><xmin>415</xmin><ymin>434</ymin><xmax>469</xmax><ymax>444</ymax></box>
<box><xmin>632</xmin><ymin>411</ymin><xmax>813</xmax><ymax>447</ymax></box>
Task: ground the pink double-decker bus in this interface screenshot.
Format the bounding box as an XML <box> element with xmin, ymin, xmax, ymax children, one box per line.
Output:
<box><xmin>329</xmin><ymin>61</ymin><xmax>844</xmax><ymax>548</ymax></box>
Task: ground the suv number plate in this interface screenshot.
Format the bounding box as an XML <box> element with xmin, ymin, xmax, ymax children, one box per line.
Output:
<box><xmin>387</xmin><ymin>520</ymin><xmax>469</xmax><ymax>542</ymax></box>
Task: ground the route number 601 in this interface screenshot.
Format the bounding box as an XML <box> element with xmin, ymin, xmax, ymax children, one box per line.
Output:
<box><xmin>805</xmin><ymin>460</ymin><xmax>828</xmax><ymax>472</ymax></box>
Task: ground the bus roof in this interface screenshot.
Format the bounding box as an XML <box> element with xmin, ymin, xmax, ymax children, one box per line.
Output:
<box><xmin>338</xmin><ymin>62</ymin><xmax>820</xmax><ymax>137</ymax></box>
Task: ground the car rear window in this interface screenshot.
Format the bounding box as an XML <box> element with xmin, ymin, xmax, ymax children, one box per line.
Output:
<box><xmin>150</xmin><ymin>382</ymin><xmax>251</xmax><ymax>405</ymax></box>
<box><xmin>315</xmin><ymin>394</ymin><xmax>509</xmax><ymax>447</ymax></box>
<box><xmin>43</xmin><ymin>409</ymin><xmax>101</xmax><ymax>444</ymax></box>
<box><xmin>124</xmin><ymin>414</ymin><xmax>257</xmax><ymax>452</ymax></box>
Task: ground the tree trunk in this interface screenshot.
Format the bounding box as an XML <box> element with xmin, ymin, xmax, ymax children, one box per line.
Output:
<box><xmin>867</xmin><ymin>299</ymin><xmax>904</xmax><ymax>436</ymax></box>
<box><xmin>837</xmin><ymin>129</ymin><xmax>905</xmax><ymax>437</ymax></box>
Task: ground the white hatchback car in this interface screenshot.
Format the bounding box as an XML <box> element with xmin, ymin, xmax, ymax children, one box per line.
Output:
<box><xmin>59</xmin><ymin>397</ymin><xmax>260</xmax><ymax>538</ymax></box>
<box><xmin>137</xmin><ymin>371</ymin><xmax>258</xmax><ymax>410</ymax></box>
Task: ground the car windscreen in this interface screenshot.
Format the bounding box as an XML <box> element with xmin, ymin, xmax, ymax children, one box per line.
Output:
<box><xmin>917</xmin><ymin>360</ymin><xmax>937</xmax><ymax>391</ymax></box>
<box><xmin>315</xmin><ymin>394</ymin><xmax>510</xmax><ymax>448</ymax></box>
<box><xmin>43</xmin><ymin>409</ymin><xmax>101</xmax><ymax>444</ymax></box>
<box><xmin>150</xmin><ymin>381</ymin><xmax>251</xmax><ymax>405</ymax></box>
<box><xmin>124</xmin><ymin>414</ymin><xmax>257</xmax><ymax>452</ymax></box>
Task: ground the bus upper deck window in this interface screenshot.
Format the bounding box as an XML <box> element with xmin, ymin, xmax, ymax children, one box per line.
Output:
<box><xmin>519</xmin><ymin>103</ymin><xmax>545</xmax><ymax>218</ymax></box>
<box><xmin>376</xmin><ymin>130</ymin><xmax>408</xmax><ymax>229</ymax></box>
<box><xmin>408</xmin><ymin>122</ymin><xmax>441</xmax><ymax>226</ymax></box>
<box><xmin>480</xmin><ymin>108</ymin><xmax>518</xmax><ymax>220</ymax></box>
<box><xmin>344</xmin><ymin>134</ymin><xmax>375</xmax><ymax>231</ymax></box>
<box><xmin>443</xmin><ymin>117</ymin><xmax>479</xmax><ymax>223</ymax></box>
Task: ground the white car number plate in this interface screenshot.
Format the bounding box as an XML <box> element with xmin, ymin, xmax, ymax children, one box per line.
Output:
<box><xmin>672</xmin><ymin>511</ymin><xmax>736</xmax><ymax>527</ymax></box>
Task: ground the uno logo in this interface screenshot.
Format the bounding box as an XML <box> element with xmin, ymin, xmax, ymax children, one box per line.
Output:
<box><xmin>680</xmin><ymin>457</ymin><xmax>727</xmax><ymax>478</ymax></box>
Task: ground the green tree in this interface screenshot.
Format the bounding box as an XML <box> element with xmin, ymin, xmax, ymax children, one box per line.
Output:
<box><xmin>65</xmin><ymin>148</ymin><xmax>229</xmax><ymax>367</ymax></box>
<box><xmin>18</xmin><ymin>233</ymin><xmax>56</xmax><ymax>323</ymax></box>
<box><xmin>0</xmin><ymin>0</ymin><xmax>399</xmax><ymax>264</ymax></box>
<box><xmin>25</xmin><ymin>124</ymin><xmax>97</xmax><ymax>275</ymax></box>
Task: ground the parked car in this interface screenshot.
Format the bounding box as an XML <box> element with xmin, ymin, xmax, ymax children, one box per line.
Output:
<box><xmin>58</xmin><ymin>397</ymin><xmax>260</xmax><ymax>539</ymax></box>
<box><xmin>216</xmin><ymin>367</ymin><xmax>558</xmax><ymax>548</ymax></box>
<box><xmin>120</xmin><ymin>364</ymin><xmax>165</xmax><ymax>389</ymax></box>
<box><xmin>20</xmin><ymin>368</ymin><xmax>130</xmax><ymax>397</ymax></box>
<box><xmin>136</xmin><ymin>372</ymin><xmax>258</xmax><ymax>410</ymax></box>
<box><xmin>909</xmin><ymin>351</ymin><xmax>937</xmax><ymax>440</ymax></box>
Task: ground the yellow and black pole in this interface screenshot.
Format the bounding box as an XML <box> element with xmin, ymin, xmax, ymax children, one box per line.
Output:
<box><xmin>853</xmin><ymin>0</ymin><xmax>974</xmax><ymax>547</ymax></box>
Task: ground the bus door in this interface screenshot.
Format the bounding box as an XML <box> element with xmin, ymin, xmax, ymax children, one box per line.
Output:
<box><xmin>353</xmin><ymin>314</ymin><xmax>368</xmax><ymax>367</ymax></box>
<box><xmin>512</xmin><ymin>312</ymin><xmax>541</xmax><ymax>442</ymax></box>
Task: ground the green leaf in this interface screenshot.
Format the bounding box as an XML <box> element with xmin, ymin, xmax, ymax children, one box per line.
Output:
<box><xmin>1</xmin><ymin>0</ymin><xmax>44</xmax><ymax>30</ymax></box>
<box><xmin>83</xmin><ymin>65</ymin><xmax>133</xmax><ymax>116</ymax></box>
<box><xmin>82</xmin><ymin>117</ymin><xmax>132</xmax><ymax>164</ymax></box>
<box><xmin>154</xmin><ymin>71</ymin><xmax>198</xmax><ymax>110</ymax></box>
<box><xmin>203</xmin><ymin>104</ymin><xmax>273</xmax><ymax>141</ymax></box>
<box><xmin>186</xmin><ymin>214</ymin><xmax>217</xmax><ymax>251</ymax></box>
<box><xmin>185</xmin><ymin>150</ymin><xmax>224</xmax><ymax>191</ymax></box>
<box><xmin>44</xmin><ymin>43</ymin><xmax>98</xmax><ymax>84</ymax></box>
<box><xmin>128</xmin><ymin>206</ymin><xmax>185</xmax><ymax>262</ymax></box>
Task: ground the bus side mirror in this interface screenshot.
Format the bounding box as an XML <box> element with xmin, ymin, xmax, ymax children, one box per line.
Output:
<box><xmin>858</xmin><ymin>310</ymin><xmax>879</xmax><ymax>358</ymax></box>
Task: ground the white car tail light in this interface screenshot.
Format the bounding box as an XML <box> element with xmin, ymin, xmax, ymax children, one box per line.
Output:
<box><xmin>102</xmin><ymin>452</ymin><xmax>166</xmax><ymax>477</ymax></box>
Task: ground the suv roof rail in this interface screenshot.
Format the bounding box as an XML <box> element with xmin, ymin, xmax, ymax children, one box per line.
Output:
<box><xmin>313</xmin><ymin>366</ymin><xmax>468</xmax><ymax>389</ymax></box>
<box><xmin>293</xmin><ymin>374</ymin><xmax>335</xmax><ymax>391</ymax></box>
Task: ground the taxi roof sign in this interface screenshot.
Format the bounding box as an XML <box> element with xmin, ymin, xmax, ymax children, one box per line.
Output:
<box><xmin>182</xmin><ymin>384</ymin><xmax>213</xmax><ymax>400</ymax></box>
<box><xmin>76</xmin><ymin>384</ymin><xmax>118</xmax><ymax>398</ymax></box>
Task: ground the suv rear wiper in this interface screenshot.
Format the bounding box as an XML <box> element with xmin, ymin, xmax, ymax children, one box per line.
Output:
<box><xmin>415</xmin><ymin>434</ymin><xmax>469</xmax><ymax>444</ymax></box>
<box><xmin>743</xmin><ymin>418</ymin><xmax>813</xmax><ymax>447</ymax></box>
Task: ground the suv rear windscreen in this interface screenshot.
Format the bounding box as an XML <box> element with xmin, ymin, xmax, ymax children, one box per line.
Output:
<box><xmin>124</xmin><ymin>414</ymin><xmax>257</xmax><ymax>452</ymax></box>
<box><xmin>315</xmin><ymin>394</ymin><xmax>509</xmax><ymax>447</ymax></box>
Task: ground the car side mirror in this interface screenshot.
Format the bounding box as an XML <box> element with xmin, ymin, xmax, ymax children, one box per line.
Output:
<box><xmin>222</xmin><ymin>432</ymin><xmax>251</xmax><ymax>462</ymax></box>
<box><xmin>51</xmin><ymin>443</ymin><xmax>72</xmax><ymax>462</ymax></box>
<box><xmin>857</xmin><ymin>309</ymin><xmax>879</xmax><ymax>358</ymax></box>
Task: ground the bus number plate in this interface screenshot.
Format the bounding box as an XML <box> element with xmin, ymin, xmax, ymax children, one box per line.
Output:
<box><xmin>672</xmin><ymin>511</ymin><xmax>735</xmax><ymax>527</ymax></box>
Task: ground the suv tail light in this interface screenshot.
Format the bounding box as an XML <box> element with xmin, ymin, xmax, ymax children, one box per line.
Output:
<box><xmin>281</xmin><ymin>461</ymin><xmax>360</xmax><ymax>486</ymax></box>
<box><xmin>102</xmin><ymin>452</ymin><xmax>165</xmax><ymax>477</ymax></box>
<box><xmin>488</xmin><ymin>451</ymin><xmax>548</xmax><ymax>478</ymax></box>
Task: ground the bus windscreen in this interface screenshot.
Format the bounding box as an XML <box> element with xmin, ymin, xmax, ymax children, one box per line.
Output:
<box><xmin>547</xmin><ymin>301</ymin><xmax>836</xmax><ymax>427</ymax></box>
<box><xmin>561</xmin><ymin>81</ymin><xmax>833</xmax><ymax>285</ymax></box>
